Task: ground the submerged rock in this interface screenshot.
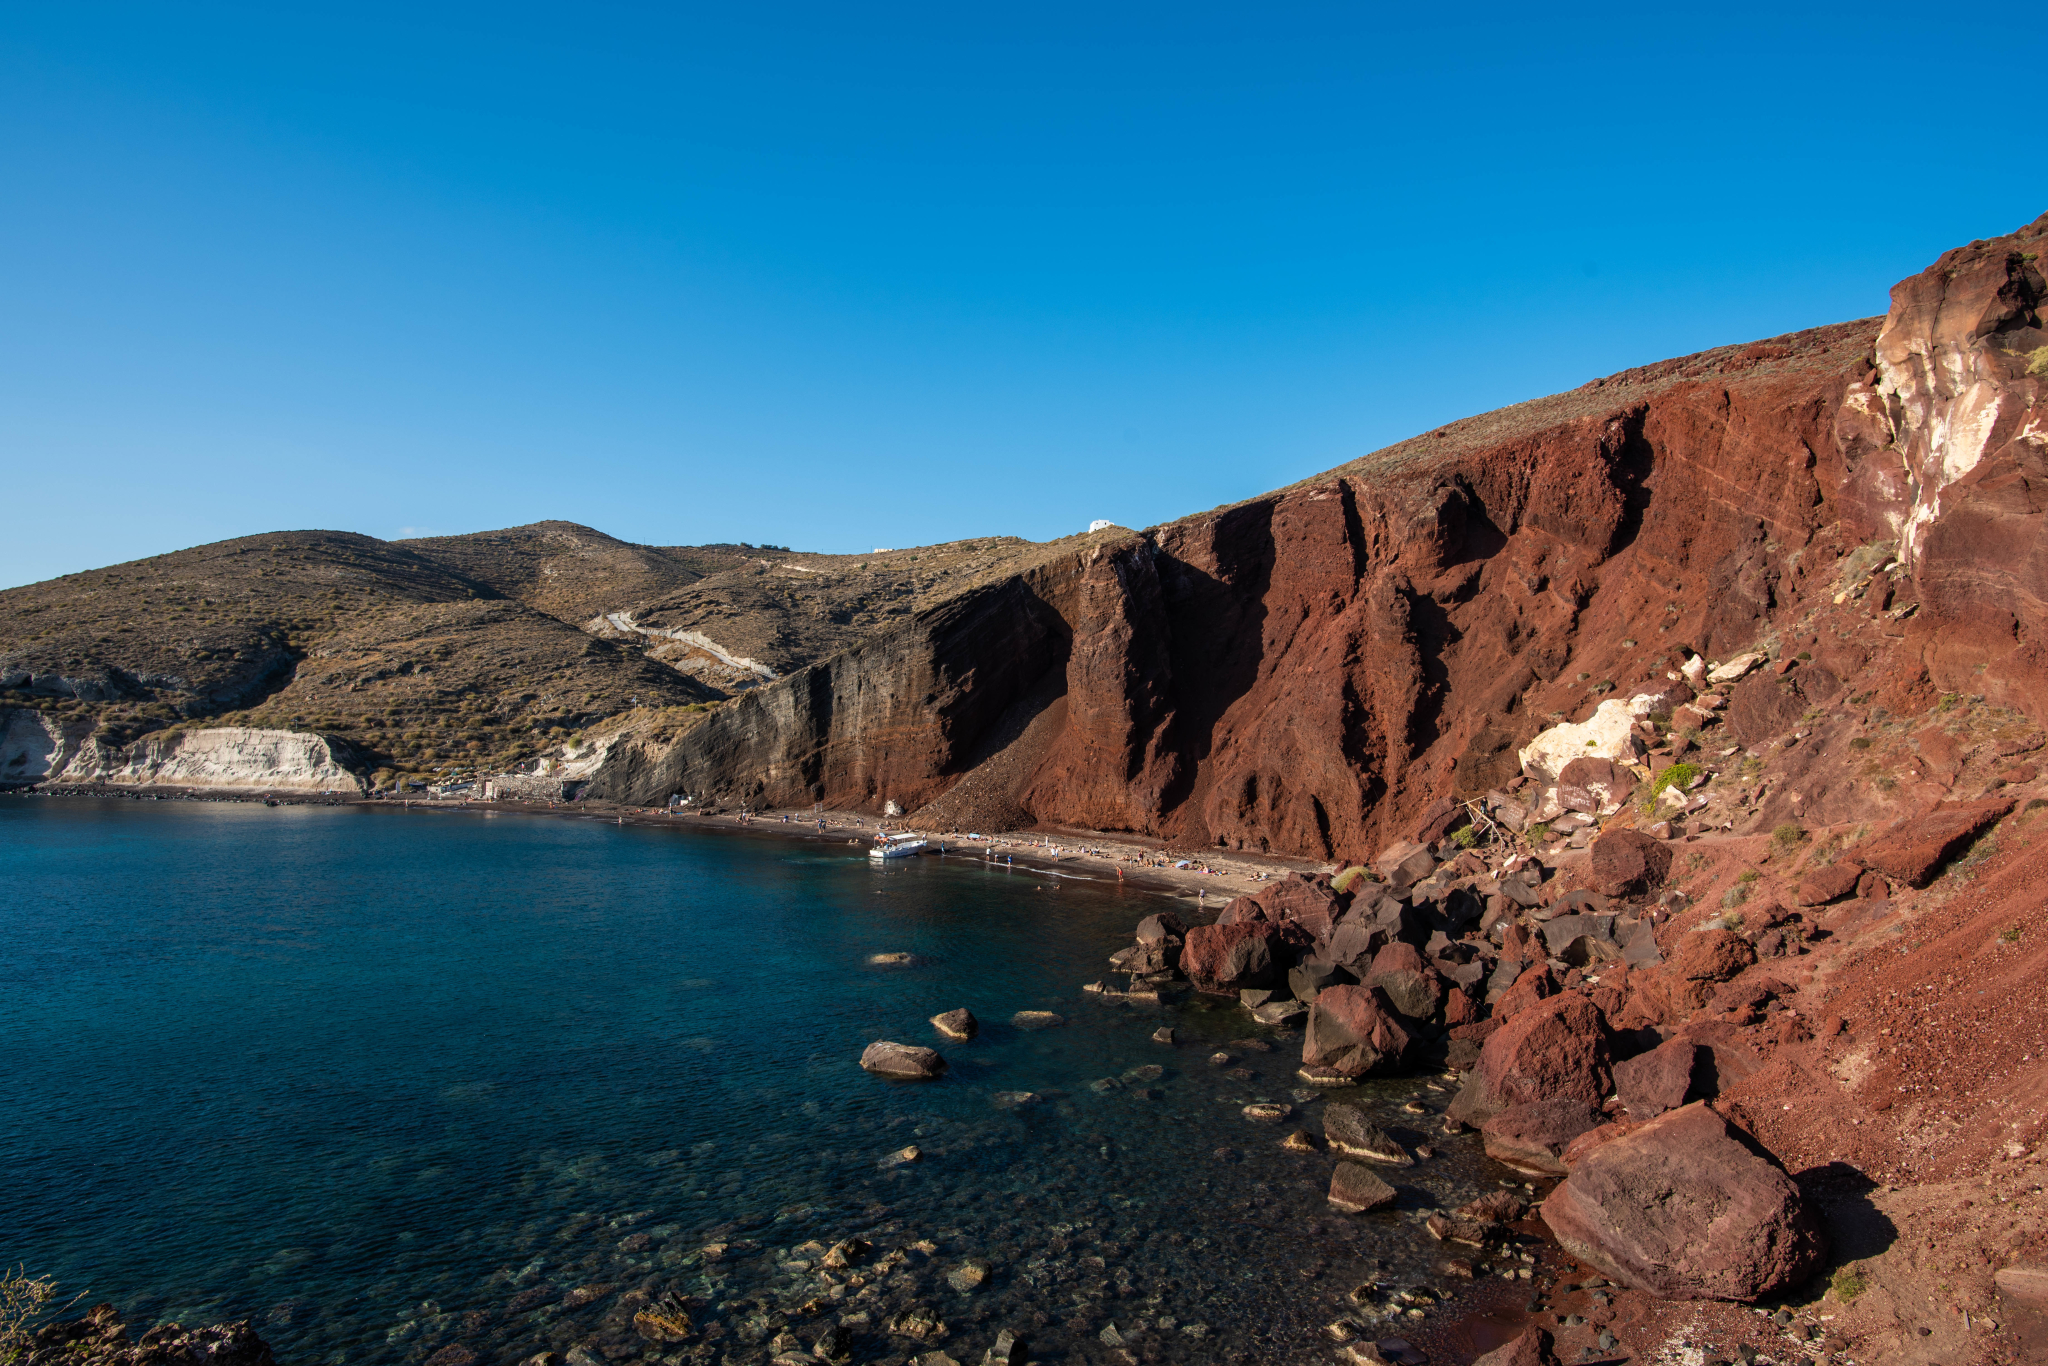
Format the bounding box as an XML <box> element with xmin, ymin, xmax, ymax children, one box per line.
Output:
<box><xmin>1327</xmin><ymin>1162</ymin><xmax>1398</xmax><ymax>1214</ymax></box>
<box><xmin>1010</xmin><ymin>1010</ymin><xmax>1065</xmax><ymax>1030</ymax></box>
<box><xmin>1322</xmin><ymin>1103</ymin><xmax>1413</xmax><ymax>1165</ymax></box>
<box><xmin>861</xmin><ymin>1041</ymin><xmax>947</xmax><ymax>1079</ymax></box>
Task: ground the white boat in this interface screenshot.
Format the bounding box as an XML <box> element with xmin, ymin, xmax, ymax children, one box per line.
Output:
<box><xmin>869</xmin><ymin>832</ymin><xmax>929</xmax><ymax>860</ymax></box>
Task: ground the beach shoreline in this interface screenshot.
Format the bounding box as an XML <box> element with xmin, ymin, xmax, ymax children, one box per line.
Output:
<box><xmin>4</xmin><ymin>784</ymin><xmax>1334</xmax><ymax>905</ymax></box>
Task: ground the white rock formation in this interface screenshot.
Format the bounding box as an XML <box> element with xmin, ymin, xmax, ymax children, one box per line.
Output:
<box><xmin>0</xmin><ymin>713</ymin><xmax>366</xmax><ymax>793</ymax></box>
<box><xmin>1517</xmin><ymin>700</ymin><xmax>1640</xmax><ymax>783</ymax></box>
<box><xmin>1706</xmin><ymin>653</ymin><xmax>1763</xmax><ymax>685</ymax></box>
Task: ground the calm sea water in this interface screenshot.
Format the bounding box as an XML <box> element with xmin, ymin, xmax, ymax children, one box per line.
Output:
<box><xmin>1</xmin><ymin>798</ymin><xmax>1529</xmax><ymax>1365</ymax></box>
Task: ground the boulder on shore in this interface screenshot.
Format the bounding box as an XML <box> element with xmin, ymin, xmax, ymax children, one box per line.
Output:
<box><xmin>1181</xmin><ymin>921</ymin><xmax>1284</xmax><ymax>993</ymax></box>
<box><xmin>1447</xmin><ymin>994</ymin><xmax>1614</xmax><ymax>1126</ymax></box>
<box><xmin>1363</xmin><ymin>941</ymin><xmax>1443</xmax><ymax>1021</ymax></box>
<box><xmin>1539</xmin><ymin>1101</ymin><xmax>1826</xmax><ymax>1300</ymax></box>
<box><xmin>1301</xmin><ymin>984</ymin><xmax>1413</xmax><ymax>1079</ymax></box>
<box><xmin>860</xmin><ymin>1041</ymin><xmax>947</xmax><ymax>1080</ymax></box>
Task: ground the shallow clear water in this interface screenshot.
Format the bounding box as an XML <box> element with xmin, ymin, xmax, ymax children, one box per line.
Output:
<box><xmin>2</xmin><ymin>798</ymin><xmax>1533</xmax><ymax>1365</ymax></box>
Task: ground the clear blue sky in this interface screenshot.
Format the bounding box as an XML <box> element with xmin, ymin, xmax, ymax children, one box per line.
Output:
<box><xmin>2</xmin><ymin>3</ymin><xmax>2036</xmax><ymax>588</ymax></box>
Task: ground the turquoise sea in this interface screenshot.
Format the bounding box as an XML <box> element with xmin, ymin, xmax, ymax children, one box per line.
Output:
<box><xmin>1</xmin><ymin>798</ymin><xmax>1526</xmax><ymax>1364</ymax></box>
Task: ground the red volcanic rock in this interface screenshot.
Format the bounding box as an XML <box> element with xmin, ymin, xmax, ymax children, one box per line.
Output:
<box><xmin>1674</xmin><ymin>929</ymin><xmax>1756</xmax><ymax>984</ymax></box>
<box><xmin>1559</xmin><ymin>1120</ymin><xmax>1637</xmax><ymax>1171</ymax></box>
<box><xmin>1302</xmin><ymin>984</ymin><xmax>1413</xmax><ymax>1079</ymax></box>
<box><xmin>604</xmin><ymin>216</ymin><xmax>2048</xmax><ymax>881</ymax></box>
<box><xmin>1442</xmin><ymin>985</ymin><xmax>1478</xmax><ymax>1026</ymax></box>
<box><xmin>1481</xmin><ymin>1097</ymin><xmax>1605</xmax><ymax>1175</ymax></box>
<box><xmin>1851</xmin><ymin>797</ymin><xmax>2015</xmax><ymax>887</ymax></box>
<box><xmin>1587</xmin><ymin>829</ymin><xmax>1673</xmax><ymax>899</ymax></box>
<box><xmin>1447</xmin><ymin>994</ymin><xmax>1614</xmax><ymax>1126</ymax></box>
<box><xmin>1492</xmin><ymin>963</ymin><xmax>1557</xmax><ymax>1020</ymax></box>
<box><xmin>1215</xmin><ymin>895</ymin><xmax>1266</xmax><ymax>925</ymax></box>
<box><xmin>1256</xmin><ymin>875</ymin><xmax>1342</xmax><ymax>923</ymax></box>
<box><xmin>1540</xmin><ymin>1102</ymin><xmax>1827</xmax><ymax>1300</ymax></box>
<box><xmin>1613</xmin><ymin>1037</ymin><xmax>1699</xmax><ymax>1120</ymax></box>
<box><xmin>1471</xmin><ymin>1326</ymin><xmax>1560</xmax><ymax>1366</ymax></box>
<box><xmin>1181</xmin><ymin>921</ymin><xmax>1284</xmax><ymax>993</ymax></box>
<box><xmin>1364</xmin><ymin>941</ymin><xmax>1443</xmax><ymax>1020</ymax></box>
<box><xmin>1792</xmin><ymin>861</ymin><xmax>1862</xmax><ymax>907</ymax></box>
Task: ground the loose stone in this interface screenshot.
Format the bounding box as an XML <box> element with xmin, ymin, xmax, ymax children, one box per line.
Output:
<box><xmin>1011</xmin><ymin>1010</ymin><xmax>1065</xmax><ymax>1030</ymax></box>
<box><xmin>930</xmin><ymin>1008</ymin><xmax>978</xmax><ymax>1040</ymax></box>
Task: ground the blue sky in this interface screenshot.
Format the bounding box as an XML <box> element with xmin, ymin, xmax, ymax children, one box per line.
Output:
<box><xmin>1</xmin><ymin>3</ymin><xmax>2036</xmax><ymax>588</ymax></box>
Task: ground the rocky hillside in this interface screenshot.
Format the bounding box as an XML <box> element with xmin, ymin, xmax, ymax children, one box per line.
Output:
<box><xmin>594</xmin><ymin>213</ymin><xmax>2048</xmax><ymax>865</ymax></box>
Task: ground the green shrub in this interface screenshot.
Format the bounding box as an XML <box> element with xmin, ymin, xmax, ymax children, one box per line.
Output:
<box><xmin>1450</xmin><ymin>825</ymin><xmax>1477</xmax><ymax>849</ymax></box>
<box><xmin>1831</xmin><ymin>1266</ymin><xmax>1868</xmax><ymax>1302</ymax></box>
<box><xmin>2001</xmin><ymin>926</ymin><xmax>2023</xmax><ymax>944</ymax></box>
<box><xmin>1849</xmin><ymin>736</ymin><xmax>1872</xmax><ymax>750</ymax></box>
<box><xmin>1661</xmin><ymin>761</ymin><xmax>1702</xmax><ymax>791</ymax></box>
<box><xmin>1527</xmin><ymin>822</ymin><xmax>1552</xmax><ymax>844</ymax></box>
<box><xmin>1737</xmin><ymin>868</ymin><xmax>1760</xmax><ymax>884</ymax></box>
<box><xmin>1772</xmin><ymin>823</ymin><xmax>1807</xmax><ymax>853</ymax></box>
<box><xmin>1722</xmin><ymin>883</ymin><xmax>1752</xmax><ymax>909</ymax></box>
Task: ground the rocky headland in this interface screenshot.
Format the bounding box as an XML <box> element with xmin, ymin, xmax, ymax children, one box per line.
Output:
<box><xmin>6</xmin><ymin>212</ymin><xmax>2048</xmax><ymax>1363</ymax></box>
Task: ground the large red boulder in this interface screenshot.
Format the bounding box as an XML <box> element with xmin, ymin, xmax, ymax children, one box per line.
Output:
<box><xmin>1587</xmin><ymin>829</ymin><xmax>1673</xmax><ymax>899</ymax></box>
<box><xmin>1302</xmin><ymin>984</ymin><xmax>1413</xmax><ymax>1079</ymax></box>
<box><xmin>1364</xmin><ymin>941</ymin><xmax>1443</xmax><ymax>1020</ymax></box>
<box><xmin>1447</xmin><ymin>995</ymin><xmax>1614</xmax><ymax>1126</ymax></box>
<box><xmin>1539</xmin><ymin>1102</ymin><xmax>1826</xmax><ymax>1300</ymax></box>
<box><xmin>1181</xmin><ymin>921</ymin><xmax>1283</xmax><ymax>993</ymax></box>
<box><xmin>1851</xmin><ymin>797</ymin><xmax>2014</xmax><ymax>887</ymax></box>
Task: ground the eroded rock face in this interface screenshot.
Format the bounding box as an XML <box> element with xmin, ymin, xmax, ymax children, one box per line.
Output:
<box><xmin>1851</xmin><ymin>797</ymin><xmax>2015</xmax><ymax>887</ymax></box>
<box><xmin>1539</xmin><ymin>1102</ymin><xmax>1826</xmax><ymax>1301</ymax></box>
<box><xmin>1835</xmin><ymin>212</ymin><xmax>2048</xmax><ymax>719</ymax></box>
<box><xmin>576</xmin><ymin>215</ymin><xmax>2048</xmax><ymax>867</ymax></box>
<box><xmin>5</xmin><ymin>721</ymin><xmax>367</xmax><ymax>793</ymax></box>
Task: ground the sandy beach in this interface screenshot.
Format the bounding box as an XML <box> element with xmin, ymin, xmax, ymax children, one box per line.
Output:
<box><xmin>377</xmin><ymin>792</ymin><xmax>1333</xmax><ymax>905</ymax></box>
